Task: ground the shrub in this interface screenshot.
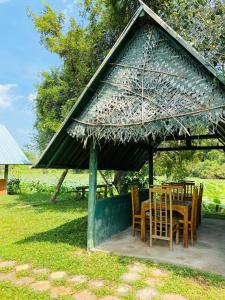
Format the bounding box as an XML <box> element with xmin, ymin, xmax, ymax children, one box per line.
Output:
<box><xmin>7</xmin><ymin>179</ymin><xmax>21</xmax><ymax>195</ymax></box>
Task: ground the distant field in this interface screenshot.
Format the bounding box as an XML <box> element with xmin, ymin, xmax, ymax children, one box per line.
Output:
<box><xmin>0</xmin><ymin>166</ymin><xmax>224</xmax><ymax>203</ymax></box>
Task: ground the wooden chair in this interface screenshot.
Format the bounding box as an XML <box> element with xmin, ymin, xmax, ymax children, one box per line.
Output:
<box><xmin>178</xmin><ymin>187</ymin><xmax>199</xmax><ymax>245</ymax></box>
<box><xmin>162</xmin><ymin>183</ymin><xmax>185</xmax><ymax>201</ymax></box>
<box><xmin>131</xmin><ymin>185</ymin><xmax>141</xmax><ymax>236</ymax></box>
<box><xmin>149</xmin><ymin>187</ymin><xmax>179</xmax><ymax>250</ymax></box>
<box><xmin>197</xmin><ymin>183</ymin><xmax>203</xmax><ymax>227</ymax></box>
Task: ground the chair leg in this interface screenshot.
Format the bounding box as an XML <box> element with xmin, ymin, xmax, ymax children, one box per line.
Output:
<box><xmin>191</xmin><ymin>229</ymin><xmax>194</xmax><ymax>246</ymax></box>
<box><xmin>176</xmin><ymin>227</ymin><xmax>179</xmax><ymax>244</ymax></box>
<box><xmin>132</xmin><ymin>220</ymin><xmax>135</xmax><ymax>236</ymax></box>
<box><xmin>170</xmin><ymin>239</ymin><xmax>173</xmax><ymax>250</ymax></box>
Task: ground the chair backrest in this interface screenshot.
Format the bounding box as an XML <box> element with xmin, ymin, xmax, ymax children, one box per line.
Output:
<box><xmin>162</xmin><ymin>183</ymin><xmax>185</xmax><ymax>202</ymax></box>
<box><xmin>149</xmin><ymin>187</ymin><xmax>172</xmax><ymax>240</ymax></box>
<box><xmin>183</xmin><ymin>182</ymin><xmax>195</xmax><ymax>200</ymax></box>
<box><xmin>131</xmin><ymin>185</ymin><xmax>140</xmax><ymax>215</ymax></box>
<box><xmin>191</xmin><ymin>187</ymin><xmax>199</xmax><ymax>231</ymax></box>
<box><xmin>197</xmin><ymin>183</ymin><xmax>203</xmax><ymax>226</ymax></box>
<box><xmin>199</xmin><ymin>183</ymin><xmax>203</xmax><ymax>201</ymax></box>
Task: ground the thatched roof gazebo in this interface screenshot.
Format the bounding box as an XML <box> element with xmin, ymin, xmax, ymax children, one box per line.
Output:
<box><xmin>35</xmin><ymin>2</ymin><xmax>225</xmax><ymax>249</ymax></box>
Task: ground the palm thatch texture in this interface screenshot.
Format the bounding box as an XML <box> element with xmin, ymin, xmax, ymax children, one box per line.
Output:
<box><xmin>67</xmin><ymin>23</ymin><xmax>225</xmax><ymax>145</ymax></box>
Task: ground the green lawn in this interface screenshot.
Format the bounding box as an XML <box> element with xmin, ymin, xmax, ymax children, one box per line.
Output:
<box><xmin>0</xmin><ymin>193</ymin><xmax>224</xmax><ymax>299</ymax></box>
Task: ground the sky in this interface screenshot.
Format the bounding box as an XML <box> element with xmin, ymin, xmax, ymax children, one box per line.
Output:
<box><xmin>0</xmin><ymin>0</ymin><xmax>81</xmax><ymax>148</ymax></box>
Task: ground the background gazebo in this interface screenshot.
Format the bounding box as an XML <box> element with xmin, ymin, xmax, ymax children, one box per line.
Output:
<box><xmin>35</xmin><ymin>2</ymin><xmax>225</xmax><ymax>249</ymax></box>
<box><xmin>0</xmin><ymin>124</ymin><xmax>30</xmax><ymax>195</ymax></box>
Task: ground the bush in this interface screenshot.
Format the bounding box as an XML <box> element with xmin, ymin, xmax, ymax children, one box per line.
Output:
<box><xmin>120</xmin><ymin>171</ymin><xmax>149</xmax><ymax>193</ymax></box>
<box><xmin>7</xmin><ymin>179</ymin><xmax>21</xmax><ymax>195</ymax></box>
<box><xmin>20</xmin><ymin>181</ymin><xmax>74</xmax><ymax>194</ymax></box>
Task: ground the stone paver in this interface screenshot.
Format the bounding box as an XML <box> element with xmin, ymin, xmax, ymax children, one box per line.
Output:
<box><xmin>144</xmin><ymin>277</ymin><xmax>162</xmax><ymax>287</ymax></box>
<box><xmin>50</xmin><ymin>286</ymin><xmax>73</xmax><ymax>298</ymax></box>
<box><xmin>14</xmin><ymin>276</ymin><xmax>34</xmax><ymax>286</ymax></box>
<box><xmin>116</xmin><ymin>284</ymin><xmax>131</xmax><ymax>295</ymax></box>
<box><xmin>31</xmin><ymin>280</ymin><xmax>51</xmax><ymax>292</ymax></box>
<box><xmin>15</xmin><ymin>264</ymin><xmax>31</xmax><ymax>272</ymax></box>
<box><xmin>69</xmin><ymin>274</ymin><xmax>88</xmax><ymax>284</ymax></box>
<box><xmin>162</xmin><ymin>294</ymin><xmax>187</xmax><ymax>300</ymax></box>
<box><xmin>136</xmin><ymin>287</ymin><xmax>159</xmax><ymax>300</ymax></box>
<box><xmin>0</xmin><ymin>261</ymin><xmax>16</xmax><ymax>268</ymax></box>
<box><xmin>73</xmin><ymin>290</ymin><xmax>97</xmax><ymax>300</ymax></box>
<box><xmin>121</xmin><ymin>272</ymin><xmax>141</xmax><ymax>282</ymax></box>
<box><xmin>33</xmin><ymin>268</ymin><xmax>49</xmax><ymax>275</ymax></box>
<box><xmin>88</xmin><ymin>279</ymin><xmax>104</xmax><ymax>289</ymax></box>
<box><xmin>49</xmin><ymin>271</ymin><xmax>67</xmax><ymax>281</ymax></box>
<box><xmin>128</xmin><ymin>263</ymin><xmax>145</xmax><ymax>273</ymax></box>
<box><xmin>151</xmin><ymin>269</ymin><xmax>168</xmax><ymax>277</ymax></box>
<box><xmin>99</xmin><ymin>297</ymin><xmax>120</xmax><ymax>300</ymax></box>
<box><xmin>0</xmin><ymin>271</ymin><xmax>16</xmax><ymax>282</ymax></box>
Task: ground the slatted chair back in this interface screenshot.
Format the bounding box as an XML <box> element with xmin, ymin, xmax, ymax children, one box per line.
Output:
<box><xmin>190</xmin><ymin>187</ymin><xmax>199</xmax><ymax>243</ymax></box>
<box><xmin>183</xmin><ymin>181</ymin><xmax>195</xmax><ymax>201</ymax></box>
<box><xmin>131</xmin><ymin>184</ymin><xmax>140</xmax><ymax>215</ymax></box>
<box><xmin>197</xmin><ymin>183</ymin><xmax>203</xmax><ymax>226</ymax></box>
<box><xmin>162</xmin><ymin>183</ymin><xmax>185</xmax><ymax>202</ymax></box>
<box><xmin>149</xmin><ymin>187</ymin><xmax>176</xmax><ymax>249</ymax></box>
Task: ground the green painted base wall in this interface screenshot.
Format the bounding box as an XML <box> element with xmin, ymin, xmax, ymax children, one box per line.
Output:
<box><xmin>94</xmin><ymin>189</ymin><xmax>149</xmax><ymax>246</ymax></box>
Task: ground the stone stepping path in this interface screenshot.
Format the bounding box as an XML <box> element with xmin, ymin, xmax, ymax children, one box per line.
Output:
<box><xmin>73</xmin><ymin>290</ymin><xmax>97</xmax><ymax>300</ymax></box>
<box><xmin>69</xmin><ymin>274</ymin><xmax>88</xmax><ymax>284</ymax></box>
<box><xmin>116</xmin><ymin>284</ymin><xmax>132</xmax><ymax>295</ymax></box>
<box><xmin>0</xmin><ymin>260</ymin><xmax>16</xmax><ymax>268</ymax></box>
<box><xmin>15</xmin><ymin>263</ymin><xmax>32</xmax><ymax>272</ymax></box>
<box><xmin>88</xmin><ymin>279</ymin><xmax>105</xmax><ymax>289</ymax></box>
<box><xmin>49</xmin><ymin>271</ymin><xmax>68</xmax><ymax>281</ymax></box>
<box><xmin>0</xmin><ymin>259</ymin><xmax>187</xmax><ymax>300</ymax></box>
<box><xmin>33</xmin><ymin>268</ymin><xmax>49</xmax><ymax>275</ymax></box>
<box><xmin>121</xmin><ymin>271</ymin><xmax>141</xmax><ymax>282</ymax></box>
<box><xmin>50</xmin><ymin>286</ymin><xmax>73</xmax><ymax>298</ymax></box>
<box><xmin>31</xmin><ymin>280</ymin><xmax>51</xmax><ymax>292</ymax></box>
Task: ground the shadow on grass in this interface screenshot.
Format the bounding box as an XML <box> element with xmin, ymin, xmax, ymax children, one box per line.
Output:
<box><xmin>4</xmin><ymin>192</ymin><xmax>88</xmax><ymax>213</ymax></box>
<box><xmin>17</xmin><ymin>216</ymin><xmax>87</xmax><ymax>248</ymax></box>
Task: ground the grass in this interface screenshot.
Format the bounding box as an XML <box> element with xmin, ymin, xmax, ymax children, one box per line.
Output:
<box><xmin>0</xmin><ymin>193</ymin><xmax>224</xmax><ymax>299</ymax></box>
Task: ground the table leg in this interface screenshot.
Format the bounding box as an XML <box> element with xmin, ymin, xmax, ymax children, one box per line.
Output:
<box><xmin>141</xmin><ymin>205</ymin><xmax>145</xmax><ymax>242</ymax></box>
<box><xmin>183</xmin><ymin>207</ymin><xmax>189</xmax><ymax>248</ymax></box>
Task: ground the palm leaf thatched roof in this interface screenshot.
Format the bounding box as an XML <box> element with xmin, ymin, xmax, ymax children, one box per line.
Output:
<box><xmin>35</xmin><ymin>1</ymin><xmax>225</xmax><ymax>170</ymax></box>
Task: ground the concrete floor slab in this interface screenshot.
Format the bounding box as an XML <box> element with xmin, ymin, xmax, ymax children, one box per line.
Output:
<box><xmin>95</xmin><ymin>219</ymin><xmax>225</xmax><ymax>277</ymax></box>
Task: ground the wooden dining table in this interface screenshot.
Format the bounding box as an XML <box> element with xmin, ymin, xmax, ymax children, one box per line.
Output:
<box><xmin>141</xmin><ymin>199</ymin><xmax>192</xmax><ymax>248</ymax></box>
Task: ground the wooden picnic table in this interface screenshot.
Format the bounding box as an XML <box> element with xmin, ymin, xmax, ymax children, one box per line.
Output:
<box><xmin>76</xmin><ymin>184</ymin><xmax>113</xmax><ymax>198</ymax></box>
<box><xmin>141</xmin><ymin>199</ymin><xmax>192</xmax><ymax>248</ymax></box>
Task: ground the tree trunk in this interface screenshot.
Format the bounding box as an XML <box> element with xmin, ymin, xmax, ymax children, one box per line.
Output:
<box><xmin>113</xmin><ymin>171</ymin><xmax>126</xmax><ymax>193</ymax></box>
<box><xmin>50</xmin><ymin>169</ymin><xmax>68</xmax><ymax>204</ymax></box>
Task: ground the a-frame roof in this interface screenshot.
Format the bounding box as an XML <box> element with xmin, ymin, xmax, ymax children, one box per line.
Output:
<box><xmin>35</xmin><ymin>2</ymin><xmax>225</xmax><ymax>170</ymax></box>
<box><xmin>0</xmin><ymin>124</ymin><xmax>30</xmax><ymax>165</ymax></box>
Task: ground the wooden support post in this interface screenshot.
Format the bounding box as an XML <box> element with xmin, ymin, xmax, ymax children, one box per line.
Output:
<box><xmin>149</xmin><ymin>150</ymin><xmax>154</xmax><ymax>187</ymax></box>
<box><xmin>4</xmin><ymin>165</ymin><xmax>9</xmax><ymax>183</ymax></box>
<box><xmin>87</xmin><ymin>142</ymin><xmax>98</xmax><ymax>250</ymax></box>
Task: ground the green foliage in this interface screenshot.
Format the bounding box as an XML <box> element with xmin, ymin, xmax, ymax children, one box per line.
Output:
<box><xmin>20</xmin><ymin>181</ymin><xmax>74</xmax><ymax>195</ymax></box>
<box><xmin>7</xmin><ymin>179</ymin><xmax>21</xmax><ymax>195</ymax></box>
<box><xmin>120</xmin><ymin>169</ymin><xmax>149</xmax><ymax>193</ymax></box>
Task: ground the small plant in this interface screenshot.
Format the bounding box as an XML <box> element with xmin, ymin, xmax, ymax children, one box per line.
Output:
<box><xmin>7</xmin><ymin>178</ymin><xmax>21</xmax><ymax>195</ymax></box>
